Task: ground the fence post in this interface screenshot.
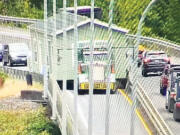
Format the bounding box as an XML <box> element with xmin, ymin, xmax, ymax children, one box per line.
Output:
<box><xmin>130</xmin><ymin>0</ymin><xmax>157</xmax><ymax>135</ymax></box>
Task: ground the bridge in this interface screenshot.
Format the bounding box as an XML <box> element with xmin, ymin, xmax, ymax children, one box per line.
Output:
<box><xmin>0</xmin><ymin>0</ymin><xmax>180</xmax><ymax>135</ymax></box>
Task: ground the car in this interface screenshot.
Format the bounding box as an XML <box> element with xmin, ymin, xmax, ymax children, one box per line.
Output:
<box><xmin>141</xmin><ymin>51</ymin><xmax>170</xmax><ymax>77</ymax></box>
<box><xmin>160</xmin><ymin>65</ymin><xmax>170</xmax><ymax>95</ymax></box>
<box><xmin>2</xmin><ymin>43</ymin><xmax>29</xmax><ymax>66</ymax></box>
<box><xmin>0</xmin><ymin>44</ymin><xmax>3</xmax><ymax>61</ymax></box>
<box><xmin>165</xmin><ymin>65</ymin><xmax>180</xmax><ymax>112</ymax></box>
<box><xmin>173</xmin><ymin>75</ymin><xmax>180</xmax><ymax>121</ymax></box>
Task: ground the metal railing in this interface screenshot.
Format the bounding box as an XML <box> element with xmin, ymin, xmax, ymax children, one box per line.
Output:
<box><xmin>0</xmin><ymin>15</ymin><xmax>38</xmax><ymax>24</ymax></box>
<box><xmin>136</xmin><ymin>82</ymin><xmax>173</xmax><ymax>135</ymax></box>
<box><xmin>0</xmin><ymin>66</ymin><xmax>43</xmax><ymax>84</ymax></box>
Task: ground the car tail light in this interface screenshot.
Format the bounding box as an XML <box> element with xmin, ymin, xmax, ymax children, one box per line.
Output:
<box><xmin>78</xmin><ymin>64</ymin><xmax>82</xmax><ymax>74</ymax></box>
<box><xmin>111</xmin><ymin>64</ymin><xmax>115</xmax><ymax>73</ymax></box>
<box><xmin>143</xmin><ymin>59</ymin><xmax>150</xmax><ymax>64</ymax></box>
<box><xmin>176</xmin><ymin>103</ymin><xmax>180</xmax><ymax>108</ymax></box>
<box><xmin>170</xmin><ymin>93</ymin><xmax>176</xmax><ymax>98</ymax></box>
<box><xmin>164</xmin><ymin>58</ymin><xmax>170</xmax><ymax>63</ymax></box>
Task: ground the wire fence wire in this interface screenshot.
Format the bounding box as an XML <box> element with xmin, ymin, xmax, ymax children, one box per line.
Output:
<box><xmin>31</xmin><ymin>0</ymin><xmax>171</xmax><ymax>135</ymax></box>
<box><xmin>2</xmin><ymin>0</ymin><xmax>179</xmax><ymax>135</ymax></box>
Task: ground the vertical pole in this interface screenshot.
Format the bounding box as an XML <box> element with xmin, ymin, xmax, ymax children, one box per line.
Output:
<box><xmin>62</xmin><ymin>0</ymin><xmax>67</xmax><ymax>135</ymax></box>
<box><xmin>73</xmin><ymin>0</ymin><xmax>78</xmax><ymax>135</ymax></box>
<box><xmin>88</xmin><ymin>0</ymin><xmax>94</xmax><ymax>135</ymax></box>
<box><xmin>130</xmin><ymin>0</ymin><xmax>157</xmax><ymax>135</ymax></box>
<box><xmin>63</xmin><ymin>0</ymin><xmax>67</xmax><ymax>91</ymax></box>
<box><xmin>105</xmin><ymin>0</ymin><xmax>114</xmax><ymax>135</ymax></box>
<box><xmin>43</xmin><ymin>0</ymin><xmax>48</xmax><ymax>99</ymax></box>
<box><xmin>51</xmin><ymin>0</ymin><xmax>57</xmax><ymax>120</ymax></box>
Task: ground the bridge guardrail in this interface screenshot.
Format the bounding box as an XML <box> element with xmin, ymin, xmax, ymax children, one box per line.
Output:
<box><xmin>0</xmin><ymin>15</ymin><xmax>37</xmax><ymax>24</ymax></box>
<box><xmin>127</xmin><ymin>34</ymin><xmax>180</xmax><ymax>58</ymax></box>
<box><xmin>0</xmin><ymin>66</ymin><xmax>43</xmax><ymax>84</ymax></box>
<box><xmin>136</xmin><ymin>82</ymin><xmax>174</xmax><ymax>135</ymax></box>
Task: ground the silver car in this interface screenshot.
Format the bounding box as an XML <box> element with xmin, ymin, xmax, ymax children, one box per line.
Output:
<box><xmin>173</xmin><ymin>76</ymin><xmax>180</xmax><ymax>121</ymax></box>
<box><xmin>165</xmin><ymin>66</ymin><xmax>180</xmax><ymax>112</ymax></box>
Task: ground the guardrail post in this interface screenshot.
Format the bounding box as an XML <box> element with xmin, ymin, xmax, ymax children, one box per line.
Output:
<box><xmin>43</xmin><ymin>0</ymin><xmax>48</xmax><ymax>99</ymax></box>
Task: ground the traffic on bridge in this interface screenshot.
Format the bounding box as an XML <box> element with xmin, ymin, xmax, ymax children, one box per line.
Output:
<box><xmin>0</xmin><ymin>0</ymin><xmax>179</xmax><ymax>135</ymax></box>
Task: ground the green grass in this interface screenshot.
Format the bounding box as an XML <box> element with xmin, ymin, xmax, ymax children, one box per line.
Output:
<box><xmin>0</xmin><ymin>106</ymin><xmax>61</xmax><ymax>135</ymax></box>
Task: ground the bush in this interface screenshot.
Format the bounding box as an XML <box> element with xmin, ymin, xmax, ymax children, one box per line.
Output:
<box><xmin>0</xmin><ymin>72</ymin><xmax>8</xmax><ymax>82</ymax></box>
<box><xmin>0</xmin><ymin>106</ymin><xmax>61</xmax><ymax>135</ymax></box>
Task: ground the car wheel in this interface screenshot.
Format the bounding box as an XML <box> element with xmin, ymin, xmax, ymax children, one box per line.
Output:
<box><xmin>9</xmin><ymin>59</ymin><xmax>13</xmax><ymax>67</ymax></box>
<box><xmin>168</xmin><ymin>99</ymin><xmax>174</xmax><ymax>113</ymax></box>
<box><xmin>142</xmin><ymin>70</ymin><xmax>148</xmax><ymax>77</ymax></box>
<box><xmin>160</xmin><ymin>87</ymin><xmax>163</xmax><ymax>95</ymax></box>
<box><xmin>137</xmin><ymin>63</ymin><xmax>141</xmax><ymax>67</ymax></box>
<box><xmin>110</xmin><ymin>89</ymin><xmax>117</xmax><ymax>94</ymax></box>
<box><xmin>3</xmin><ymin>61</ymin><xmax>7</xmax><ymax>66</ymax></box>
<box><xmin>173</xmin><ymin>113</ymin><xmax>178</xmax><ymax>121</ymax></box>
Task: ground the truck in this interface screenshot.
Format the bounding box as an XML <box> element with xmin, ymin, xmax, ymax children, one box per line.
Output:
<box><xmin>77</xmin><ymin>40</ymin><xmax>131</xmax><ymax>94</ymax></box>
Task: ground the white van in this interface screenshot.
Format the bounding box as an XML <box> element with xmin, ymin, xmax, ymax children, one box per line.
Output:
<box><xmin>3</xmin><ymin>43</ymin><xmax>29</xmax><ymax>66</ymax></box>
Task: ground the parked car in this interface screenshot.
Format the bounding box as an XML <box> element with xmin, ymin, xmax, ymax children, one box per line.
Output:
<box><xmin>2</xmin><ymin>43</ymin><xmax>29</xmax><ymax>66</ymax></box>
<box><xmin>160</xmin><ymin>65</ymin><xmax>170</xmax><ymax>95</ymax></box>
<box><xmin>0</xmin><ymin>44</ymin><xmax>3</xmax><ymax>61</ymax></box>
<box><xmin>173</xmin><ymin>76</ymin><xmax>180</xmax><ymax>121</ymax></box>
<box><xmin>141</xmin><ymin>51</ymin><xmax>170</xmax><ymax>77</ymax></box>
<box><xmin>165</xmin><ymin>65</ymin><xmax>180</xmax><ymax>112</ymax></box>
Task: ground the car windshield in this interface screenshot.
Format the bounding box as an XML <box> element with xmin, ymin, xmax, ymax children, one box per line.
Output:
<box><xmin>147</xmin><ymin>52</ymin><xmax>167</xmax><ymax>59</ymax></box>
<box><xmin>9</xmin><ymin>45</ymin><xmax>28</xmax><ymax>53</ymax></box>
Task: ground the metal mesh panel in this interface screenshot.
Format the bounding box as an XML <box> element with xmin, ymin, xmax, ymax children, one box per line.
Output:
<box><xmin>1</xmin><ymin>0</ymin><xmax>179</xmax><ymax>135</ymax></box>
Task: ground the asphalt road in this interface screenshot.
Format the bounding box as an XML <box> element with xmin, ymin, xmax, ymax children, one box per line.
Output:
<box><xmin>64</xmin><ymin>90</ymin><xmax>148</xmax><ymax>135</ymax></box>
<box><xmin>138</xmin><ymin>58</ymin><xmax>180</xmax><ymax>135</ymax></box>
<box><xmin>0</xmin><ymin>62</ymin><xmax>29</xmax><ymax>71</ymax></box>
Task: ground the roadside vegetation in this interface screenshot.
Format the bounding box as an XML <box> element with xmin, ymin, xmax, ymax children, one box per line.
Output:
<box><xmin>0</xmin><ymin>107</ymin><xmax>61</xmax><ymax>135</ymax></box>
<box><xmin>0</xmin><ymin>0</ymin><xmax>179</xmax><ymax>43</ymax></box>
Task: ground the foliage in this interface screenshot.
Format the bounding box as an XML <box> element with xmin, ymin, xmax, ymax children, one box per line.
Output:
<box><xmin>0</xmin><ymin>0</ymin><xmax>179</xmax><ymax>43</ymax></box>
<box><xmin>0</xmin><ymin>0</ymin><xmax>43</xmax><ymax>19</ymax></box>
<box><xmin>79</xmin><ymin>0</ymin><xmax>180</xmax><ymax>44</ymax></box>
<box><xmin>0</xmin><ymin>72</ymin><xmax>8</xmax><ymax>82</ymax></box>
<box><xmin>0</xmin><ymin>107</ymin><xmax>61</xmax><ymax>135</ymax></box>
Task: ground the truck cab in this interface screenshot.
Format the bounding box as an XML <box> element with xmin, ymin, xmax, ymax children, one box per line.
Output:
<box><xmin>78</xmin><ymin>46</ymin><xmax>116</xmax><ymax>94</ymax></box>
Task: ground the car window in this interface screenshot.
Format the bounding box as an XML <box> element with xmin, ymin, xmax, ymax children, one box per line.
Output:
<box><xmin>9</xmin><ymin>45</ymin><xmax>28</xmax><ymax>53</ymax></box>
<box><xmin>147</xmin><ymin>53</ymin><xmax>167</xmax><ymax>58</ymax></box>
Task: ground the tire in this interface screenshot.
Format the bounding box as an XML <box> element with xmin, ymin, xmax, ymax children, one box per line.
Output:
<box><xmin>137</xmin><ymin>62</ymin><xmax>141</xmax><ymax>67</ymax></box>
<box><xmin>3</xmin><ymin>61</ymin><xmax>7</xmax><ymax>66</ymax></box>
<box><xmin>110</xmin><ymin>89</ymin><xmax>117</xmax><ymax>94</ymax></box>
<box><xmin>142</xmin><ymin>70</ymin><xmax>148</xmax><ymax>77</ymax></box>
<box><xmin>78</xmin><ymin>89</ymin><xmax>88</xmax><ymax>95</ymax></box>
<box><xmin>168</xmin><ymin>99</ymin><xmax>174</xmax><ymax>113</ymax></box>
<box><xmin>9</xmin><ymin>59</ymin><xmax>13</xmax><ymax>67</ymax></box>
<box><xmin>160</xmin><ymin>87</ymin><xmax>163</xmax><ymax>95</ymax></box>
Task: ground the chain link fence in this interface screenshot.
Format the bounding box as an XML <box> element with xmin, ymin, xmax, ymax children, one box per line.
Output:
<box><xmin>1</xmin><ymin>0</ymin><xmax>179</xmax><ymax>135</ymax></box>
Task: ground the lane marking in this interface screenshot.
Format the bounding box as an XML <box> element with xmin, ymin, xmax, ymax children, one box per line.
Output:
<box><xmin>119</xmin><ymin>89</ymin><xmax>153</xmax><ymax>135</ymax></box>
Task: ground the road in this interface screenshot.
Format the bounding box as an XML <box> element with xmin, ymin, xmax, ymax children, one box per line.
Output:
<box><xmin>64</xmin><ymin>90</ymin><xmax>148</xmax><ymax>135</ymax></box>
<box><xmin>0</xmin><ymin>62</ymin><xmax>29</xmax><ymax>71</ymax></box>
<box><xmin>138</xmin><ymin>57</ymin><xmax>180</xmax><ymax>135</ymax></box>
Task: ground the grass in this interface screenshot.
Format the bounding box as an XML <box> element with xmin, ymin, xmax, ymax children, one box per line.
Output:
<box><xmin>0</xmin><ymin>78</ymin><xmax>43</xmax><ymax>99</ymax></box>
<box><xmin>0</xmin><ymin>107</ymin><xmax>61</xmax><ymax>135</ymax></box>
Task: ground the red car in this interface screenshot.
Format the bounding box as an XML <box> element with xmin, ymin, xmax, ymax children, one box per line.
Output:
<box><xmin>160</xmin><ymin>65</ymin><xmax>170</xmax><ymax>95</ymax></box>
